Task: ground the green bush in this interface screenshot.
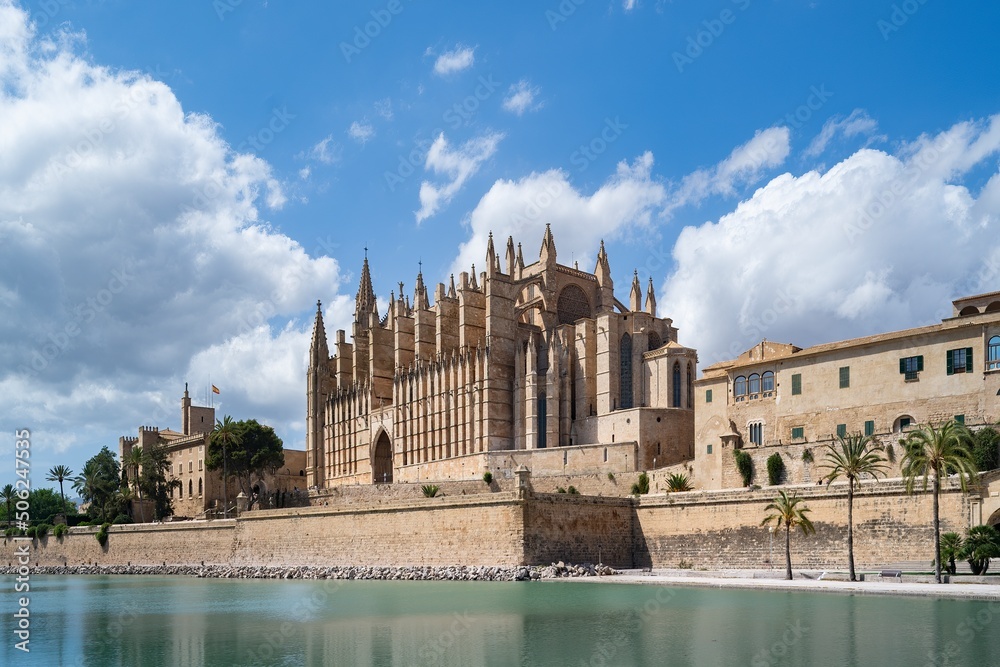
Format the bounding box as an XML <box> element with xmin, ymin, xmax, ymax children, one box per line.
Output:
<box><xmin>482</xmin><ymin>471</ymin><xmax>494</xmax><ymax>485</ymax></box>
<box><xmin>25</xmin><ymin>526</ymin><xmax>37</xmax><ymax>539</ymax></box>
<box><xmin>734</xmin><ymin>450</ymin><xmax>753</xmax><ymax>486</ymax></box>
<box><xmin>556</xmin><ymin>487</ymin><xmax>567</xmax><ymax>493</ymax></box>
<box><xmin>607</xmin><ymin>472</ymin><xmax>615</xmax><ymax>482</ymax></box>
<box><xmin>959</xmin><ymin>525</ymin><xmax>1000</xmax><ymax>575</ymax></box>
<box><xmin>96</xmin><ymin>523</ymin><xmax>111</xmax><ymax>547</ymax></box>
<box><xmin>421</xmin><ymin>484</ymin><xmax>440</xmax><ymax>498</ymax></box>
<box><xmin>35</xmin><ymin>523</ymin><xmax>50</xmax><ymax>539</ymax></box>
<box><xmin>630</xmin><ymin>473</ymin><xmax>650</xmax><ymax>496</ymax></box>
<box><xmin>53</xmin><ymin>523</ymin><xmax>69</xmax><ymax>539</ymax></box>
<box><xmin>766</xmin><ymin>453</ymin><xmax>785</xmax><ymax>486</ymax></box>
<box><xmin>567</xmin><ymin>486</ymin><xmax>579</xmax><ymax>495</ymax></box>
<box><xmin>666</xmin><ymin>473</ymin><xmax>693</xmax><ymax>492</ymax></box>
<box><xmin>801</xmin><ymin>449</ymin><xmax>814</xmax><ymax>464</ymax></box>
<box><xmin>111</xmin><ymin>514</ymin><xmax>132</xmax><ymax>525</ymax></box>
<box><xmin>972</xmin><ymin>427</ymin><xmax>1000</xmax><ymax>472</ymax></box>
<box><xmin>4</xmin><ymin>527</ymin><xmax>18</xmax><ymax>538</ymax></box>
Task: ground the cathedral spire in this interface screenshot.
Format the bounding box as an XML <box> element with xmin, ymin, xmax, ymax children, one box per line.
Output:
<box><xmin>414</xmin><ymin>265</ymin><xmax>430</xmax><ymax>310</ymax></box>
<box><xmin>310</xmin><ymin>299</ymin><xmax>329</xmax><ymax>365</ymax></box>
<box><xmin>448</xmin><ymin>274</ymin><xmax>457</xmax><ymax>299</ymax></box>
<box><xmin>539</xmin><ymin>223</ymin><xmax>556</xmax><ymax>265</ymax></box>
<box><xmin>629</xmin><ymin>270</ymin><xmax>642</xmax><ymax>312</ymax></box>
<box><xmin>486</xmin><ymin>232</ymin><xmax>496</xmax><ymax>276</ymax></box>
<box><xmin>505</xmin><ymin>235</ymin><xmax>516</xmax><ymax>276</ymax></box>
<box><xmin>595</xmin><ymin>240</ymin><xmax>612</xmax><ymax>287</ymax></box>
<box><xmin>355</xmin><ymin>254</ymin><xmax>377</xmax><ymax>321</ymax></box>
<box><xmin>645</xmin><ymin>277</ymin><xmax>657</xmax><ymax>316</ymax></box>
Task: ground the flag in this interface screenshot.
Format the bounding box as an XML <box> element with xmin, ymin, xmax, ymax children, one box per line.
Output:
<box><xmin>212</xmin><ymin>385</ymin><xmax>220</xmax><ymax>395</ymax></box>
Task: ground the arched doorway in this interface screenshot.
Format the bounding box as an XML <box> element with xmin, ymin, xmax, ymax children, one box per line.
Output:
<box><xmin>372</xmin><ymin>431</ymin><xmax>393</xmax><ymax>484</ymax></box>
<box><xmin>988</xmin><ymin>508</ymin><xmax>1000</xmax><ymax>528</ymax></box>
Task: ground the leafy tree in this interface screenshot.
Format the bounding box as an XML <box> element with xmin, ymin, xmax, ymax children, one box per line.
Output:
<box><xmin>665</xmin><ymin>473</ymin><xmax>693</xmax><ymax>492</ymax></box>
<box><xmin>821</xmin><ymin>433</ymin><xmax>889</xmax><ymax>581</ymax></box>
<box><xmin>1</xmin><ymin>485</ymin><xmax>15</xmax><ymax>529</ymax></box>
<box><xmin>959</xmin><ymin>525</ymin><xmax>1000</xmax><ymax>575</ymax></box>
<box><xmin>971</xmin><ymin>427</ymin><xmax>1000</xmax><ymax>473</ymax></box>
<box><xmin>72</xmin><ymin>446</ymin><xmax>123</xmax><ymax>523</ymax></box>
<box><xmin>939</xmin><ymin>532</ymin><xmax>963</xmax><ymax>576</ymax></box>
<box><xmin>28</xmin><ymin>488</ymin><xmax>75</xmax><ymax>524</ymax></box>
<box><xmin>630</xmin><ymin>472</ymin><xmax>650</xmax><ymax>495</ymax></box>
<box><xmin>761</xmin><ymin>490</ymin><xmax>816</xmax><ymax>580</ymax></box>
<box><xmin>766</xmin><ymin>453</ymin><xmax>786</xmax><ymax>486</ymax></box>
<box><xmin>207</xmin><ymin>418</ymin><xmax>284</xmax><ymax>511</ymax></box>
<box><xmin>45</xmin><ymin>465</ymin><xmax>73</xmax><ymax>511</ymax></box>
<box><xmin>901</xmin><ymin>420</ymin><xmax>978</xmax><ymax>583</ymax></box>
<box><xmin>137</xmin><ymin>440</ymin><xmax>180</xmax><ymax>521</ymax></box>
<box><xmin>735</xmin><ymin>449</ymin><xmax>753</xmax><ymax>487</ymax></box>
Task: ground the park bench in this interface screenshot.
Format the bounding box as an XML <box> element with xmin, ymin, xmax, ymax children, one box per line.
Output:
<box><xmin>879</xmin><ymin>569</ymin><xmax>903</xmax><ymax>580</ymax></box>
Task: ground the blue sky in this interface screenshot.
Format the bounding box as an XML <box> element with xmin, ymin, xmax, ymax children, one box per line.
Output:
<box><xmin>3</xmin><ymin>0</ymin><xmax>1000</xmax><ymax>493</ymax></box>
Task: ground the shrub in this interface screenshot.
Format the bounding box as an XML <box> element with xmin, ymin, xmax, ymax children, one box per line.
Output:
<box><xmin>482</xmin><ymin>471</ymin><xmax>494</xmax><ymax>485</ymax></box>
<box><xmin>4</xmin><ymin>527</ymin><xmax>18</xmax><ymax>538</ymax></box>
<box><xmin>766</xmin><ymin>453</ymin><xmax>785</xmax><ymax>486</ymax></box>
<box><xmin>421</xmin><ymin>484</ymin><xmax>439</xmax><ymax>498</ymax></box>
<box><xmin>567</xmin><ymin>486</ymin><xmax>579</xmax><ymax>495</ymax></box>
<box><xmin>959</xmin><ymin>525</ymin><xmax>1000</xmax><ymax>575</ymax></box>
<box><xmin>25</xmin><ymin>526</ymin><xmax>37</xmax><ymax>539</ymax></box>
<box><xmin>734</xmin><ymin>450</ymin><xmax>753</xmax><ymax>486</ymax></box>
<box><xmin>53</xmin><ymin>523</ymin><xmax>69</xmax><ymax>539</ymax></box>
<box><xmin>607</xmin><ymin>472</ymin><xmax>615</xmax><ymax>482</ymax></box>
<box><xmin>35</xmin><ymin>523</ymin><xmax>50</xmax><ymax>539</ymax></box>
<box><xmin>884</xmin><ymin>443</ymin><xmax>896</xmax><ymax>463</ymax></box>
<box><xmin>666</xmin><ymin>473</ymin><xmax>693</xmax><ymax>492</ymax></box>
<box><xmin>801</xmin><ymin>449</ymin><xmax>814</xmax><ymax>464</ymax></box>
<box><xmin>112</xmin><ymin>514</ymin><xmax>132</xmax><ymax>525</ymax></box>
<box><xmin>96</xmin><ymin>523</ymin><xmax>111</xmax><ymax>547</ymax></box>
<box><xmin>556</xmin><ymin>487</ymin><xmax>567</xmax><ymax>493</ymax></box>
<box><xmin>630</xmin><ymin>473</ymin><xmax>650</xmax><ymax>496</ymax></box>
<box><xmin>677</xmin><ymin>559</ymin><xmax>693</xmax><ymax>570</ymax></box>
<box><xmin>972</xmin><ymin>427</ymin><xmax>1000</xmax><ymax>472</ymax></box>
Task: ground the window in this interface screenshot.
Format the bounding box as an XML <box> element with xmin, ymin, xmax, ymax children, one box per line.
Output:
<box><xmin>177</xmin><ymin>464</ymin><xmax>182</xmax><ymax>475</ymax></box>
<box><xmin>620</xmin><ymin>334</ymin><xmax>634</xmax><ymax>409</ymax></box>
<box><xmin>989</xmin><ymin>336</ymin><xmax>1000</xmax><ymax>371</ymax></box>
<box><xmin>603</xmin><ymin>448</ymin><xmax>608</xmax><ymax>462</ymax></box>
<box><xmin>734</xmin><ymin>376</ymin><xmax>747</xmax><ymax>399</ymax></box>
<box><xmin>947</xmin><ymin>348</ymin><xmax>973</xmax><ymax>375</ymax></box>
<box><xmin>198</xmin><ymin>478</ymin><xmax>203</xmax><ymax>496</ymax></box>
<box><xmin>836</xmin><ymin>424</ymin><xmax>847</xmax><ymax>438</ymax></box>
<box><xmin>188</xmin><ymin>461</ymin><xmax>193</xmax><ymax>472</ymax></box>
<box><xmin>791</xmin><ymin>427</ymin><xmax>804</xmax><ymax>440</ymax></box>
<box><xmin>672</xmin><ymin>361</ymin><xmax>682</xmax><ymax>408</ymax></box>
<box><xmin>748</xmin><ymin>373</ymin><xmax>761</xmax><ymax>395</ymax></box>
<box><xmin>954</xmin><ymin>414</ymin><xmax>965</xmax><ymax>425</ymax></box>
<box><xmin>791</xmin><ymin>373</ymin><xmax>802</xmax><ymax>395</ymax></box>
<box><xmin>687</xmin><ymin>363</ymin><xmax>694</xmax><ymax>409</ymax></box>
<box><xmin>705</xmin><ymin>389</ymin><xmax>713</xmax><ymax>403</ymax></box>
<box><xmin>749</xmin><ymin>422</ymin><xmax>763</xmax><ymax>446</ymax></box>
<box><xmin>864</xmin><ymin>420</ymin><xmax>875</xmax><ymax>437</ymax></box>
<box><xmin>900</xmin><ymin>355</ymin><xmax>924</xmax><ymax>381</ymax></box>
<box><xmin>707</xmin><ymin>444</ymin><xmax>713</xmax><ymax>455</ymax></box>
<box><xmin>895</xmin><ymin>416</ymin><xmax>912</xmax><ymax>432</ymax></box>
<box><xmin>188</xmin><ymin>480</ymin><xmax>193</xmax><ymax>497</ymax></box>
<box><xmin>839</xmin><ymin>366</ymin><xmax>850</xmax><ymax>388</ymax></box>
<box><xmin>179</xmin><ymin>484</ymin><xmax>183</xmax><ymax>499</ymax></box>
<box><xmin>198</xmin><ymin>460</ymin><xmax>203</xmax><ymax>471</ymax></box>
<box><xmin>762</xmin><ymin>371</ymin><xmax>775</xmax><ymax>394</ymax></box>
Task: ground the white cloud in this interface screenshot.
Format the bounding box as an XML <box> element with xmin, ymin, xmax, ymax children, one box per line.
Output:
<box><xmin>373</xmin><ymin>97</ymin><xmax>393</xmax><ymax>121</ymax></box>
<box><xmin>433</xmin><ymin>45</ymin><xmax>476</xmax><ymax>76</ymax></box>
<box><xmin>663</xmin><ymin>127</ymin><xmax>790</xmax><ymax>218</ymax></box>
<box><xmin>303</xmin><ymin>134</ymin><xmax>340</xmax><ymax>164</ymax></box>
<box><xmin>502</xmin><ymin>80</ymin><xmax>542</xmax><ymax>116</ymax></box>
<box><xmin>623</xmin><ymin>0</ymin><xmax>639</xmax><ymax>10</ymax></box>
<box><xmin>0</xmin><ymin>3</ymin><xmax>350</xmax><ymax>477</ymax></box>
<box><xmin>348</xmin><ymin>120</ymin><xmax>375</xmax><ymax>144</ymax></box>
<box><xmin>416</xmin><ymin>131</ymin><xmax>503</xmax><ymax>223</ymax></box>
<box><xmin>805</xmin><ymin>109</ymin><xmax>881</xmax><ymax>158</ymax></box>
<box><xmin>663</xmin><ymin>115</ymin><xmax>1000</xmax><ymax>368</ymax></box>
<box><xmin>451</xmin><ymin>152</ymin><xmax>666</xmax><ymax>276</ymax></box>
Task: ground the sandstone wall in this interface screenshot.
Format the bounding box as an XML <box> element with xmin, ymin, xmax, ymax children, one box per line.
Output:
<box><xmin>523</xmin><ymin>494</ymin><xmax>634</xmax><ymax>567</ymax></box>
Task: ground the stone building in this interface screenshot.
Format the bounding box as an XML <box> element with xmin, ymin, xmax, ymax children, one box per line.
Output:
<box><xmin>306</xmin><ymin>226</ymin><xmax>697</xmax><ymax>488</ymax></box>
<box><xmin>119</xmin><ymin>385</ymin><xmax>308</xmax><ymax>518</ymax></box>
<box><xmin>692</xmin><ymin>291</ymin><xmax>1000</xmax><ymax>490</ymax></box>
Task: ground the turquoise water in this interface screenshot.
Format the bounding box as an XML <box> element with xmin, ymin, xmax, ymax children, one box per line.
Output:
<box><xmin>1</xmin><ymin>576</ymin><xmax>998</xmax><ymax>666</ymax></box>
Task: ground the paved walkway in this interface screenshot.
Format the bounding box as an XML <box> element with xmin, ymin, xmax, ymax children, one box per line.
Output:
<box><xmin>554</xmin><ymin>569</ymin><xmax>1000</xmax><ymax>601</ymax></box>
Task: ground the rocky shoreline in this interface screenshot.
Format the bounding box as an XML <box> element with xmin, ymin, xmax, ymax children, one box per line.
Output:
<box><xmin>0</xmin><ymin>561</ymin><xmax>617</xmax><ymax>581</ymax></box>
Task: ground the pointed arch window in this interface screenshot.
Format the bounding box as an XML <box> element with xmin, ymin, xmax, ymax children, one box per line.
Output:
<box><xmin>620</xmin><ymin>334</ymin><xmax>633</xmax><ymax>409</ymax></box>
<box><xmin>687</xmin><ymin>362</ymin><xmax>694</xmax><ymax>409</ymax></box>
<box><xmin>672</xmin><ymin>361</ymin><xmax>681</xmax><ymax>408</ymax></box>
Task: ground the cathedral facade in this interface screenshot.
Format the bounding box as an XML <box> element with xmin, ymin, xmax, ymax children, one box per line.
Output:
<box><xmin>306</xmin><ymin>227</ymin><xmax>696</xmax><ymax>488</ymax></box>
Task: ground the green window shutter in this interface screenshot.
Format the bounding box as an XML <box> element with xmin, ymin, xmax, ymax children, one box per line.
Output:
<box><xmin>791</xmin><ymin>427</ymin><xmax>804</xmax><ymax>440</ymax></box>
<box><xmin>917</xmin><ymin>355</ymin><xmax>924</xmax><ymax>372</ymax></box>
<box><xmin>864</xmin><ymin>420</ymin><xmax>874</xmax><ymax>436</ymax></box>
<box><xmin>839</xmin><ymin>366</ymin><xmax>850</xmax><ymax>388</ymax></box>
<box><xmin>946</xmin><ymin>349</ymin><xmax>954</xmax><ymax>375</ymax></box>
<box><xmin>899</xmin><ymin>358</ymin><xmax>906</xmax><ymax>374</ymax></box>
<box><xmin>966</xmin><ymin>348</ymin><xmax>973</xmax><ymax>373</ymax></box>
<box><xmin>954</xmin><ymin>414</ymin><xmax>965</xmax><ymax>425</ymax></box>
<box><xmin>705</xmin><ymin>389</ymin><xmax>713</xmax><ymax>403</ymax></box>
<box><xmin>791</xmin><ymin>374</ymin><xmax>802</xmax><ymax>395</ymax></box>
<box><xmin>836</xmin><ymin>424</ymin><xmax>847</xmax><ymax>438</ymax></box>
<box><xmin>707</xmin><ymin>444</ymin><xmax>713</xmax><ymax>455</ymax></box>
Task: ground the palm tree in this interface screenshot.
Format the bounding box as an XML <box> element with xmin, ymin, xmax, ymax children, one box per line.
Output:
<box><xmin>959</xmin><ymin>525</ymin><xmax>1000</xmax><ymax>576</ymax></box>
<box><xmin>821</xmin><ymin>433</ymin><xmax>889</xmax><ymax>581</ymax></box>
<box><xmin>901</xmin><ymin>420</ymin><xmax>978</xmax><ymax>583</ymax></box>
<box><xmin>665</xmin><ymin>473</ymin><xmax>694</xmax><ymax>492</ymax></box>
<box><xmin>939</xmin><ymin>532</ymin><xmax>964</xmax><ymax>575</ymax></box>
<box><xmin>211</xmin><ymin>416</ymin><xmax>242</xmax><ymax>518</ymax></box>
<box><xmin>761</xmin><ymin>490</ymin><xmax>816</xmax><ymax>580</ymax></box>
<box><xmin>1</xmin><ymin>484</ymin><xmax>15</xmax><ymax>529</ymax></box>
<box><xmin>123</xmin><ymin>447</ymin><xmax>146</xmax><ymax>523</ymax></box>
<box><xmin>46</xmin><ymin>465</ymin><xmax>73</xmax><ymax>514</ymax></box>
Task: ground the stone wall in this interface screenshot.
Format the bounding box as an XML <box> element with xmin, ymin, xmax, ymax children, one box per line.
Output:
<box><xmin>523</xmin><ymin>493</ymin><xmax>634</xmax><ymax>567</ymax></box>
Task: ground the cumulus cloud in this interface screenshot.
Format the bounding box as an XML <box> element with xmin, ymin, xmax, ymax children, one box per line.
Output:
<box><xmin>303</xmin><ymin>134</ymin><xmax>340</xmax><ymax>164</ymax></box>
<box><xmin>433</xmin><ymin>45</ymin><xmax>476</xmax><ymax>76</ymax></box>
<box><xmin>502</xmin><ymin>80</ymin><xmax>542</xmax><ymax>116</ymax></box>
<box><xmin>348</xmin><ymin>120</ymin><xmax>375</xmax><ymax>144</ymax></box>
<box><xmin>416</xmin><ymin>131</ymin><xmax>503</xmax><ymax>223</ymax></box>
<box><xmin>373</xmin><ymin>97</ymin><xmax>393</xmax><ymax>121</ymax></box>
<box><xmin>0</xmin><ymin>3</ymin><xmax>349</xmax><ymax>475</ymax></box>
<box><xmin>805</xmin><ymin>109</ymin><xmax>881</xmax><ymax>158</ymax></box>
<box><xmin>663</xmin><ymin>115</ymin><xmax>1000</xmax><ymax>367</ymax></box>
<box><xmin>451</xmin><ymin>152</ymin><xmax>666</xmax><ymax>275</ymax></box>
